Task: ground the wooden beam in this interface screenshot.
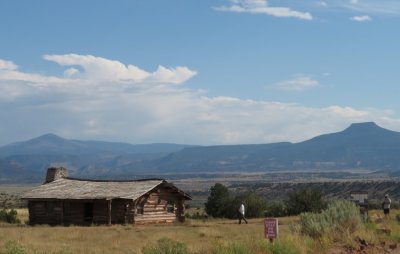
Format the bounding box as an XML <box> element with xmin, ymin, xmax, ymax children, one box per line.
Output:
<box><xmin>108</xmin><ymin>199</ymin><xmax>112</xmax><ymax>226</ymax></box>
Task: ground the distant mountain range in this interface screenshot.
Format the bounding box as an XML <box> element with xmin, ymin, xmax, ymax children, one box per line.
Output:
<box><xmin>1</xmin><ymin>122</ymin><xmax>400</xmax><ymax>182</ymax></box>
<box><xmin>0</xmin><ymin>134</ymin><xmax>191</xmax><ymax>182</ymax></box>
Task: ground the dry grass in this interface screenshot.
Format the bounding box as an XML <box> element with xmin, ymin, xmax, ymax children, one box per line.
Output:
<box><xmin>0</xmin><ymin>209</ymin><xmax>399</xmax><ymax>254</ymax></box>
<box><xmin>0</xmin><ymin>210</ymin><xmax>298</xmax><ymax>254</ymax></box>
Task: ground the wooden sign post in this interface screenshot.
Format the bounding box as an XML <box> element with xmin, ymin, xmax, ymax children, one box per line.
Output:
<box><xmin>350</xmin><ymin>191</ymin><xmax>369</xmax><ymax>221</ymax></box>
<box><xmin>264</xmin><ymin>218</ymin><xmax>278</xmax><ymax>243</ymax></box>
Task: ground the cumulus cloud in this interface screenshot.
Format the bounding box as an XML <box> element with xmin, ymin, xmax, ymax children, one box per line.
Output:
<box><xmin>0</xmin><ymin>59</ymin><xmax>68</xmax><ymax>87</ymax></box>
<box><xmin>0</xmin><ymin>59</ymin><xmax>18</xmax><ymax>70</ymax></box>
<box><xmin>64</xmin><ymin>68</ymin><xmax>80</xmax><ymax>77</ymax></box>
<box><xmin>214</xmin><ymin>0</ymin><xmax>313</xmax><ymax>20</ymax></box>
<box><xmin>0</xmin><ymin>55</ymin><xmax>399</xmax><ymax>146</ymax></box>
<box><xmin>275</xmin><ymin>75</ymin><xmax>319</xmax><ymax>91</ymax></box>
<box><xmin>43</xmin><ymin>54</ymin><xmax>197</xmax><ymax>84</ymax></box>
<box><xmin>351</xmin><ymin>15</ymin><xmax>372</xmax><ymax>21</ymax></box>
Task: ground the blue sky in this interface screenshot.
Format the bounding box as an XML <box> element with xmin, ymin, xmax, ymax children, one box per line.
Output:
<box><xmin>1</xmin><ymin>0</ymin><xmax>400</xmax><ymax>145</ymax></box>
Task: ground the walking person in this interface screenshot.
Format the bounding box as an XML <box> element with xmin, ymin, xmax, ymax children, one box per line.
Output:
<box><xmin>382</xmin><ymin>194</ymin><xmax>392</xmax><ymax>218</ymax></box>
<box><xmin>238</xmin><ymin>203</ymin><xmax>248</xmax><ymax>224</ymax></box>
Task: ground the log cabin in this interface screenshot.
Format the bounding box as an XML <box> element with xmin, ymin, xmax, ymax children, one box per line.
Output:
<box><xmin>21</xmin><ymin>167</ymin><xmax>191</xmax><ymax>226</ymax></box>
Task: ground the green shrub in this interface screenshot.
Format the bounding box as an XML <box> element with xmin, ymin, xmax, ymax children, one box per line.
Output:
<box><xmin>264</xmin><ymin>202</ymin><xmax>288</xmax><ymax>217</ymax></box>
<box><xmin>142</xmin><ymin>238</ymin><xmax>189</xmax><ymax>254</ymax></box>
<box><xmin>223</xmin><ymin>192</ymin><xmax>267</xmax><ymax>219</ymax></box>
<box><xmin>205</xmin><ymin>183</ymin><xmax>267</xmax><ymax>219</ymax></box>
<box><xmin>0</xmin><ymin>208</ymin><xmax>20</xmax><ymax>224</ymax></box>
<box><xmin>0</xmin><ymin>241</ymin><xmax>27</xmax><ymax>254</ymax></box>
<box><xmin>299</xmin><ymin>199</ymin><xmax>361</xmax><ymax>238</ymax></box>
<box><xmin>286</xmin><ymin>188</ymin><xmax>326</xmax><ymax>216</ymax></box>
<box><xmin>235</xmin><ymin>192</ymin><xmax>267</xmax><ymax>218</ymax></box>
<box><xmin>205</xmin><ymin>183</ymin><xmax>232</xmax><ymax>218</ymax></box>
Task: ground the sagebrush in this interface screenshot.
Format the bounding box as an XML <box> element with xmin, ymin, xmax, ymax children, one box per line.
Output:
<box><xmin>299</xmin><ymin>199</ymin><xmax>361</xmax><ymax>238</ymax></box>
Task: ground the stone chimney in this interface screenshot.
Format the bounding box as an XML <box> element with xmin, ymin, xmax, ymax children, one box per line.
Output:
<box><xmin>45</xmin><ymin>167</ymin><xmax>68</xmax><ymax>183</ymax></box>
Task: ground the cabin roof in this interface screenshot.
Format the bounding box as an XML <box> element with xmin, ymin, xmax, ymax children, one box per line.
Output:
<box><xmin>21</xmin><ymin>178</ymin><xmax>191</xmax><ymax>200</ymax></box>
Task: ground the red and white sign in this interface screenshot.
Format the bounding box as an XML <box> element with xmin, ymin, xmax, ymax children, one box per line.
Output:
<box><xmin>264</xmin><ymin>218</ymin><xmax>278</xmax><ymax>239</ymax></box>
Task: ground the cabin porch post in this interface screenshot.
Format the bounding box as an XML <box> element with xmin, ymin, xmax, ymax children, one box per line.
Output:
<box><xmin>107</xmin><ymin>199</ymin><xmax>112</xmax><ymax>225</ymax></box>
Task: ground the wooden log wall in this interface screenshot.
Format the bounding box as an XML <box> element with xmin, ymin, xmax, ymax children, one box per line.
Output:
<box><xmin>111</xmin><ymin>199</ymin><xmax>133</xmax><ymax>224</ymax></box>
<box><xmin>66</xmin><ymin>201</ymin><xmax>84</xmax><ymax>225</ymax></box>
<box><xmin>28</xmin><ymin>199</ymin><xmax>134</xmax><ymax>225</ymax></box>
<box><xmin>65</xmin><ymin>199</ymin><xmax>133</xmax><ymax>225</ymax></box>
<box><xmin>92</xmin><ymin>200</ymin><xmax>109</xmax><ymax>224</ymax></box>
<box><xmin>28</xmin><ymin>201</ymin><xmax>63</xmax><ymax>225</ymax></box>
<box><xmin>134</xmin><ymin>186</ymin><xmax>186</xmax><ymax>225</ymax></box>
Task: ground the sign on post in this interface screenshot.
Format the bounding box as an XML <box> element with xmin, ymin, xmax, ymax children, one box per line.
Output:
<box><xmin>350</xmin><ymin>191</ymin><xmax>368</xmax><ymax>206</ymax></box>
<box><xmin>350</xmin><ymin>191</ymin><xmax>369</xmax><ymax>221</ymax></box>
<box><xmin>264</xmin><ymin>218</ymin><xmax>278</xmax><ymax>242</ymax></box>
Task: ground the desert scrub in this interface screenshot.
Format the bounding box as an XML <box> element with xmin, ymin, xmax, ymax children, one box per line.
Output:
<box><xmin>142</xmin><ymin>238</ymin><xmax>189</xmax><ymax>254</ymax></box>
<box><xmin>0</xmin><ymin>241</ymin><xmax>27</xmax><ymax>254</ymax></box>
<box><xmin>299</xmin><ymin>199</ymin><xmax>361</xmax><ymax>238</ymax></box>
<box><xmin>0</xmin><ymin>209</ymin><xmax>20</xmax><ymax>224</ymax></box>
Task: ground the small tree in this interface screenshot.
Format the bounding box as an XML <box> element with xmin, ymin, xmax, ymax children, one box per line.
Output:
<box><xmin>286</xmin><ymin>188</ymin><xmax>326</xmax><ymax>215</ymax></box>
<box><xmin>205</xmin><ymin>184</ymin><xmax>267</xmax><ymax>219</ymax></box>
<box><xmin>264</xmin><ymin>201</ymin><xmax>288</xmax><ymax>217</ymax></box>
<box><xmin>230</xmin><ymin>192</ymin><xmax>267</xmax><ymax>218</ymax></box>
<box><xmin>205</xmin><ymin>183</ymin><xmax>232</xmax><ymax>218</ymax></box>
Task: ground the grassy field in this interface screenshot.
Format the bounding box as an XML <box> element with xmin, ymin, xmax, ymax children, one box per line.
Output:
<box><xmin>0</xmin><ymin>209</ymin><xmax>399</xmax><ymax>254</ymax></box>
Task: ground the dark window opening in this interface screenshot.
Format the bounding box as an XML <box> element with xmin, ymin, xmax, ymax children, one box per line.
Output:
<box><xmin>137</xmin><ymin>205</ymin><xmax>144</xmax><ymax>215</ymax></box>
<box><xmin>167</xmin><ymin>202</ymin><xmax>174</xmax><ymax>213</ymax></box>
<box><xmin>84</xmin><ymin>203</ymin><xmax>93</xmax><ymax>223</ymax></box>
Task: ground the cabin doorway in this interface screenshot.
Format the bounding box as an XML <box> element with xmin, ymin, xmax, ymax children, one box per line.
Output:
<box><xmin>84</xmin><ymin>202</ymin><xmax>93</xmax><ymax>223</ymax></box>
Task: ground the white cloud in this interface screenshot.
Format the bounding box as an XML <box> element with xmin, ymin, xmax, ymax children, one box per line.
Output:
<box><xmin>214</xmin><ymin>0</ymin><xmax>313</xmax><ymax>20</ymax></box>
<box><xmin>275</xmin><ymin>75</ymin><xmax>319</xmax><ymax>91</ymax></box>
<box><xmin>43</xmin><ymin>54</ymin><xmax>197</xmax><ymax>84</ymax></box>
<box><xmin>64</xmin><ymin>68</ymin><xmax>80</xmax><ymax>77</ymax></box>
<box><xmin>1</xmin><ymin>55</ymin><xmax>400</xmax><ymax>146</ymax></box>
<box><xmin>317</xmin><ymin>1</ymin><xmax>328</xmax><ymax>7</ymax></box>
<box><xmin>340</xmin><ymin>0</ymin><xmax>400</xmax><ymax>15</ymax></box>
<box><xmin>351</xmin><ymin>15</ymin><xmax>372</xmax><ymax>21</ymax></box>
<box><xmin>0</xmin><ymin>66</ymin><xmax>68</xmax><ymax>86</ymax></box>
<box><xmin>0</xmin><ymin>59</ymin><xmax>18</xmax><ymax>70</ymax></box>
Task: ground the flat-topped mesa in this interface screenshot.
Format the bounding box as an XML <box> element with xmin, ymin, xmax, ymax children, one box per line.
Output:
<box><xmin>343</xmin><ymin>122</ymin><xmax>387</xmax><ymax>134</ymax></box>
<box><xmin>45</xmin><ymin>167</ymin><xmax>68</xmax><ymax>183</ymax></box>
<box><xmin>347</xmin><ymin>122</ymin><xmax>378</xmax><ymax>130</ymax></box>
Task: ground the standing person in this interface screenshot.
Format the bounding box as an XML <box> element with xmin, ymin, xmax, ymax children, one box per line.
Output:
<box><xmin>382</xmin><ymin>194</ymin><xmax>392</xmax><ymax>218</ymax></box>
<box><xmin>238</xmin><ymin>203</ymin><xmax>248</xmax><ymax>224</ymax></box>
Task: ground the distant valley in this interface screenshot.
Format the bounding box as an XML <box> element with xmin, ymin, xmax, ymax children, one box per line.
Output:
<box><xmin>1</xmin><ymin>122</ymin><xmax>400</xmax><ymax>183</ymax></box>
